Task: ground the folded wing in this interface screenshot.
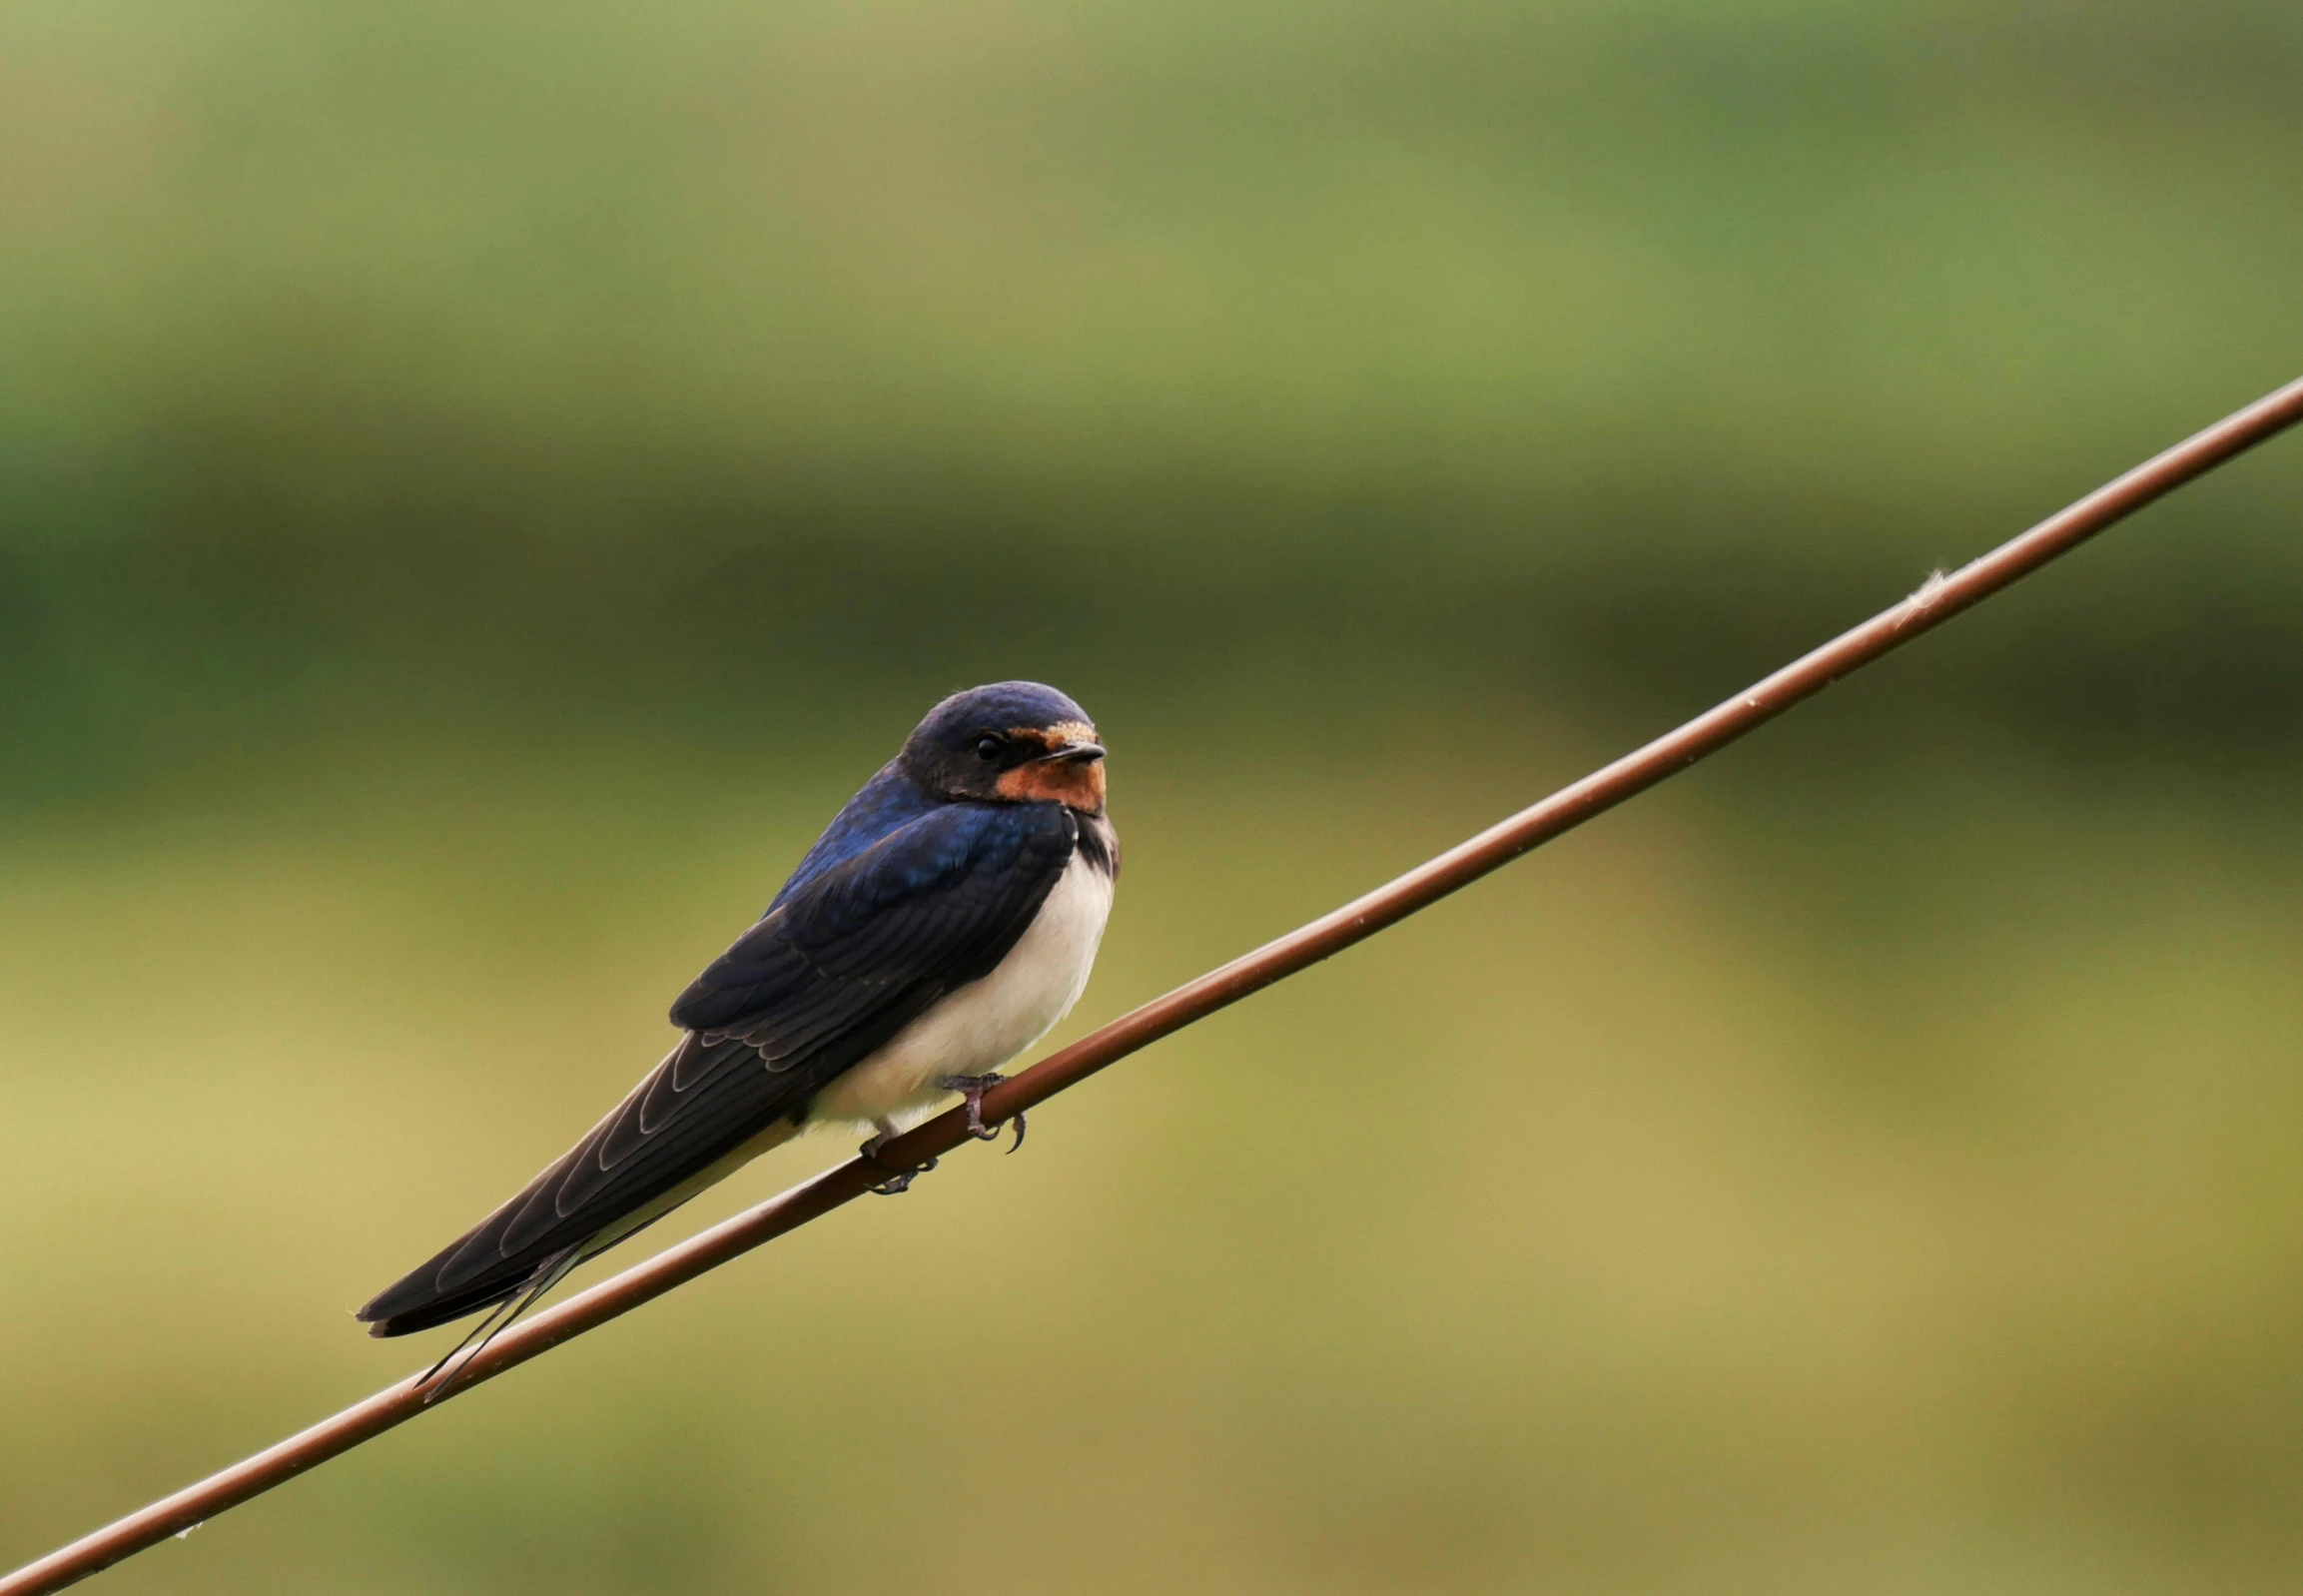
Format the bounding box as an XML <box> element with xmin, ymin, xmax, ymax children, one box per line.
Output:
<box><xmin>359</xmin><ymin>801</ymin><xmax>1078</xmax><ymax>1335</ymax></box>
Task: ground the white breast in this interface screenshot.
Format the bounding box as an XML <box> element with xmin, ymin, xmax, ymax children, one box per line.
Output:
<box><xmin>811</xmin><ymin>851</ymin><xmax>1116</xmax><ymax>1131</ymax></box>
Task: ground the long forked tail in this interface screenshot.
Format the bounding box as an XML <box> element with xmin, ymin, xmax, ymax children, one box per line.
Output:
<box><xmin>359</xmin><ymin>1033</ymin><xmax>811</xmax><ymax>1339</ymax></box>
<box><xmin>412</xmin><ymin>1248</ymin><xmax>581</xmax><ymax>1399</ymax></box>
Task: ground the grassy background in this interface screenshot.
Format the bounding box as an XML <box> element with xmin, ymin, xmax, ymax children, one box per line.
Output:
<box><xmin>3</xmin><ymin>0</ymin><xmax>2301</xmax><ymax>1590</ymax></box>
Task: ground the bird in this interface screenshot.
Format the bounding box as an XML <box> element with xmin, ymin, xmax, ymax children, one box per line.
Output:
<box><xmin>358</xmin><ymin>681</ymin><xmax>1118</xmax><ymax>1363</ymax></box>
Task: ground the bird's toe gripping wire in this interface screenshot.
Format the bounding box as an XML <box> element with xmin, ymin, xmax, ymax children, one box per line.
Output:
<box><xmin>938</xmin><ymin>1073</ymin><xmax>1027</xmax><ymax>1153</ymax></box>
<box><xmin>859</xmin><ymin>1128</ymin><xmax>939</xmax><ymax>1196</ymax></box>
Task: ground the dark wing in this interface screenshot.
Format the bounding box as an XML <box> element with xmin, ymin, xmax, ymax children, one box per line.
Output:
<box><xmin>360</xmin><ymin>801</ymin><xmax>1078</xmax><ymax>1336</ymax></box>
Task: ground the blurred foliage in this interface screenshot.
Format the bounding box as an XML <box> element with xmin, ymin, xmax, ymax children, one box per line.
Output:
<box><xmin>3</xmin><ymin>0</ymin><xmax>2302</xmax><ymax>1592</ymax></box>
<box><xmin>4</xmin><ymin>0</ymin><xmax>2302</xmax><ymax>801</ymax></box>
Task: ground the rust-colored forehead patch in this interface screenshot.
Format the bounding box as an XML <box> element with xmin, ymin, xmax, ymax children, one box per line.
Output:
<box><xmin>1010</xmin><ymin>719</ymin><xmax>1100</xmax><ymax>749</ymax></box>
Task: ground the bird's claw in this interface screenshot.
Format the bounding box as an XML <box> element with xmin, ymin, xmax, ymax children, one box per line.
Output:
<box><xmin>940</xmin><ymin>1074</ymin><xmax>1027</xmax><ymax>1152</ymax></box>
<box><xmin>860</xmin><ymin>1135</ymin><xmax>938</xmax><ymax>1196</ymax></box>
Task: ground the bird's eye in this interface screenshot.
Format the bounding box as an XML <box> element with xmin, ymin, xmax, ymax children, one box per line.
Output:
<box><xmin>975</xmin><ymin>735</ymin><xmax>1005</xmax><ymax>761</ymax></box>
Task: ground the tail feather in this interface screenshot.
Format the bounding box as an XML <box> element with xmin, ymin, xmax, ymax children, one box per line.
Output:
<box><xmin>358</xmin><ymin>1045</ymin><xmax>807</xmax><ymax>1339</ymax></box>
<box><xmin>365</xmin><ymin>1270</ymin><xmax>534</xmax><ymax>1338</ymax></box>
<box><xmin>407</xmin><ymin>1248</ymin><xmax>583</xmax><ymax>1397</ymax></box>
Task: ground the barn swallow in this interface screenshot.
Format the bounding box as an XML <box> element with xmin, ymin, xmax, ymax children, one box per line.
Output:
<box><xmin>359</xmin><ymin>682</ymin><xmax>1118</xmax><ymax>1361</ymax></box>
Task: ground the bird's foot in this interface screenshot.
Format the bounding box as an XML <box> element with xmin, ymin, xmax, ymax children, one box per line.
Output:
<box><xmin>860</xmin><ymin>1130</ymin><xmax>938</xmax><ymax>1196</ymax></box>
<box><xmin>939</xmin><ymin>1074</ymin><xmax>1027</xmax><ymax>1153</ymax></box>
<box><xmin>940</xmin><ymin>1074</ymin><xmax>1005</xmax><ymax>1141</ymax></box>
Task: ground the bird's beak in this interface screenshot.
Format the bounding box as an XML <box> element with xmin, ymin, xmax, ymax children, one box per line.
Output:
<box><xmin>1038</xmin><ymin>739</ymin><xmax>1106</xmax><ymax>765</ymax></box>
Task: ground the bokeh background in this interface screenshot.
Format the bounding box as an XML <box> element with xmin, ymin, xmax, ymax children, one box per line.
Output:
<box><xmin>5</xmin><ymin>1</ymin><xmax>2302</xmax><ymax>1591</ymax></box>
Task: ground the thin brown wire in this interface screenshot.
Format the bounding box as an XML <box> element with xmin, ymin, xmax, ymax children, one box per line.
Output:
<box><xmin>7</xmin><ymin>374</ymin><xmax>2302</xmax><ymax>1596</ymax></box>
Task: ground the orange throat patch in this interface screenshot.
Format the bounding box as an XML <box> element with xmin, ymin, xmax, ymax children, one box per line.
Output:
<box><xmin>997</xmin><ymin>757</ymin><xmax>1107</xmax><ymax>813</ymax></box>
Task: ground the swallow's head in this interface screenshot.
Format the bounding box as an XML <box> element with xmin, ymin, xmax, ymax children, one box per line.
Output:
<box><xmin>901</xmin><ymin>681</ymin><xmax>1108</xmax><ymax>815</ymax></box>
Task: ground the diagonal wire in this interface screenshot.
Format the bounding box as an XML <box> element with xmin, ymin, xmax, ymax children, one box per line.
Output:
<box><xmin>6</xmin><ymin>374</ymin><xmax>2302</xmax><ymax>1596</ymax></box>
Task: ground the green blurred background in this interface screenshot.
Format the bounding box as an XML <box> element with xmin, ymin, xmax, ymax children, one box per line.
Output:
<box><xmin>4</xmin><ymin>0</ymin><xmax>2302</xmax><ymax>1590</ymax></box>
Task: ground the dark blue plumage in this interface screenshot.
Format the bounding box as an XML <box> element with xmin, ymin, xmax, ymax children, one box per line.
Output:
<box><xmin>763</xmin><ymin>766</ymin><xmax>945</xmax><ymax>914</ymax></box>
<box><xmin>670</xmin><ymin>800</ymin><xmax>1078</xmax><ymax>1043</ymax></box>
